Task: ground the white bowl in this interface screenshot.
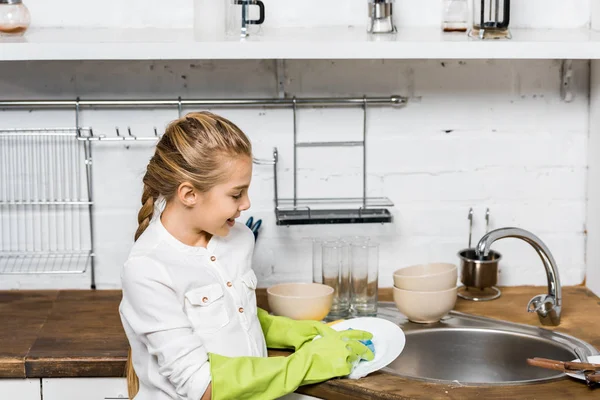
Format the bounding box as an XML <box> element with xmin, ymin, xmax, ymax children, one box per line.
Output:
<box><xmin>267</xmin><ymin>283</ymin><xmax>334</xmax><ymax>321</ymax></box>
<box><xmin>393</xmin><ymin>263</ymin><xmax>458</xmax><ymax>291</ymax></box>
<box><xmin>393</xmin><ymin>286</ymin><xmax>457</xmax><ymax>323</ymax></box>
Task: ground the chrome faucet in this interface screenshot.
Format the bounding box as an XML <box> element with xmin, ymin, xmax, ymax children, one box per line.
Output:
<box><xmin>475</xmin><ymin>227</ymin><xmax>562</xmax><ymax>326</ymax></box>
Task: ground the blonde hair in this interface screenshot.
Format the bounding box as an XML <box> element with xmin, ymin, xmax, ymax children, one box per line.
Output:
<box><xmin>126</xmin><ymin>111</ymin><xmax>252</xmax><ymax>399</ymax></box>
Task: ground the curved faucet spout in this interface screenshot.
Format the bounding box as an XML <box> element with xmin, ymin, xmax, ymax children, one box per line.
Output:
<box><xmin>475</xmin><ymin>227</ymin><xmax>562</xmax><ymax>326</ymax></box>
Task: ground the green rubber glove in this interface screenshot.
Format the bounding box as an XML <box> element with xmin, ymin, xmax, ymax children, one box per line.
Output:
<box><xmin>209</xmin><ymin>329</ymin><xmax>374</xmax><ymax>400</ymax></box>
<box><xmin>258</xmin><ymin>307</ymin><xmax>342</xmax><ymax>351</ymax></box>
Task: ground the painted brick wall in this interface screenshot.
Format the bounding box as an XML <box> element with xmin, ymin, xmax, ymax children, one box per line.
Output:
<box><xmin>22</xmin><ymin>0</ymin><xmax>590</xmax><ymax>29</ymax></box>
<box><xmin>0</xmin><ymin>58</ymin><xmax>589</xmax><ymax>289</ymax></box>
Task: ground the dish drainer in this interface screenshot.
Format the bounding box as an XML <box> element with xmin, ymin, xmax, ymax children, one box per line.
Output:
<box><xmin>0</xmin><ymin>95</ymin><xmax>407</xmax><ymax>283</ymax></box>
<box><xmin>0</xmin><ymin>128</ymin><xmax>94</xmax><ymax>280</ymax></box>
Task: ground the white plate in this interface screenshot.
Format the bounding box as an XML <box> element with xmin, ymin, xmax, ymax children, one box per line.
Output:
<box><xmin>565</xmin><ymin>355</ymin><xmax>600</xmax><ymax>381</ymax></box>
<box><xmin>319</xmin><ymin>317</ymin><xmax>406</xmax><ymax>380</ymax></box>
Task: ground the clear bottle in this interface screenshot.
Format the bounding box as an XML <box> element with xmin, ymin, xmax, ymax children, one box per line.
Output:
<box><xmin>442</xmin><ymin>0</ymin><xmax>468</xmax><ymax>33</ymax></box>
<box><xmin>0</xmin><ymin>0</ymin><xmax>30</xmax><ymax>36</ymax></box>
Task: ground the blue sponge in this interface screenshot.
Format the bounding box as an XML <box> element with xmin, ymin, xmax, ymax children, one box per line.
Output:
<box><xmin>347</xmin><ymin>328</ymin><xmax>375</xmax><ymax>356</ymax></box>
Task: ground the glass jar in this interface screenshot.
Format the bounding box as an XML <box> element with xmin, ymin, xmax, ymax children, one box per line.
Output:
<box><xmin>367</xmin><ymin>0</ymin><xmax>396</xmax><ymax>34</ymax></box>
<box><xmin>0</xmin><ymin>0</ymin><xmax>30</xmax><ymax>36</ymax></box>
<box><xmin>468</xmin><ymin>0</ymin><xmax>511</xmax><ymax>39</ymax></box>
<box><xmin>442</xmin><ymin>0</ymin><xmax>468</xmax><ymax>32</ymax></box>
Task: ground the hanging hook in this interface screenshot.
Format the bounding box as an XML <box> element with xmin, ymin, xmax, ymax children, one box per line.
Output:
<box><xmin>75</xmin><ymin>97</ymin><xmax>81</xmax><ymax>136</ymax></box>
<box><xmin>468</xmin><ymin>207</ymin><xmax>474</xmax><ymax>248</ymax></box>
<box><xmin>178</xmin><ymin>96</ymin><xmax>183</xmax><ymax>118</ymax></box>
<box><xmin>127</xmin><ymin>127</ymin><xmax>137</xmax><ymax>140</ymax></box>
<box><xmin>485</xmin><ymin>208</ymin><xmax>490</xmax><ymax>233</ymax></box>
<box><xmin>154</xmin><ymin>127</ymin><xmax>159</xmax><ymax>137</ymax></box>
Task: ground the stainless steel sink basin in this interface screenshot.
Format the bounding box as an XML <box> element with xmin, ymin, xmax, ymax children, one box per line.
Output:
<box><xmin>374</xmin><ymin>302</ymin><xmax>599</xmax><ymax>385</ymax></box>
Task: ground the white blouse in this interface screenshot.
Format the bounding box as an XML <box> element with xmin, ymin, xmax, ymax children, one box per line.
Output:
<box><xmin>119</xmin><ymin>207</ymin><xmax>267</xmax><ymax>400</ymax></box>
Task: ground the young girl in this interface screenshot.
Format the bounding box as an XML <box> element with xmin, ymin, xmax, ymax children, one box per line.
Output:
<box><xmin>119</xmin><ymin>112</ymin><xmax>374</xmax><ymax>400</ymax></box>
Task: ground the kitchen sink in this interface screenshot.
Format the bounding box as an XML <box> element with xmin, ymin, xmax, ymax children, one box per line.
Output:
<box><xmin>374</xmin><ymin>302</ymin><xmax>599</xmax><ymax>385</ymax></box>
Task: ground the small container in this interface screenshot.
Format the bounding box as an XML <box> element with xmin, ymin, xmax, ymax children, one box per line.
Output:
<box><xmin>0</xmin><ymin>0</ymin><xmax>30</xmax><ymax>36</ymax></box>
<box><xmin>367</xmin><ymin>0</ymin><xmax>396</xmax><ymax>34</ymax></box>
<box><xmin>350</xmin><ymin>241</ymin><xmax>379</xmax><ymax>316</ymax></box>
<box><xmin>442</xmin><ymin>0</ymin><xmax>468</xmax><ymax>32</ymax></box>
<box><xmin>468</xmin><ymin>0</ymin><xmax>511</xmax><ymax>39</ymax></box>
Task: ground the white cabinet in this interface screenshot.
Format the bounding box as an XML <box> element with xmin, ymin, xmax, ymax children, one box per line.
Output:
<box><xmin>42</xmin><ymin>378</ymin><xmax>128</xmax><ymax>400</ymax></box>
<box><xmin>0</xmin><ymin>379</ymin><xmax>41</xmax><ymax>400</ymax></box>
<box><xmin>39</xmin><ymin>378</ymin><xmax>319</xmax><ymax>400</ymax></box>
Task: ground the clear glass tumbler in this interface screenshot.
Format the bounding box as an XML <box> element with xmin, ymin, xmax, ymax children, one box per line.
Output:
<box><xmin>321</xmin><ymin>240</ymin><xmax>350</xmax><ymax>319</ymax></box>
<box><xmin>350</xmin><ymin>241</ymin><xmax>379</xmax><ymax>315</ymax></box>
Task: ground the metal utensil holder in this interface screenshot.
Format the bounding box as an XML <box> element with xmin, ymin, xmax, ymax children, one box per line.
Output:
<box><xmin>273</xmin><ymin>96</ymin><xmax>400</xmax><ymax>225</ymax></box>
<box><xmin>0</xmin><ymin>128</ymin><xmax>94</xmax><ymax>280</ymax></box>
<box><xmin>457</xmin><ymin>207</ymin><xmax>502</xmax><ymax>301</ymax></box>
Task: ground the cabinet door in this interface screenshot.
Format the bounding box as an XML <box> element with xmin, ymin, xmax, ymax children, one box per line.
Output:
<box><xmin>0</xmin><ymin>378</ymin><xmax>41</xmax><ymax>400</ymax></box>
<box><xmin>42</xmin><ymin>378</ymin><xmax>128</xmax><ymax>400</ymax></box>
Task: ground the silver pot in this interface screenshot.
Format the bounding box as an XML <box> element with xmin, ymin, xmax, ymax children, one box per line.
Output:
<box><xmin>457</xmin><ymin>248</ymin><xmax>502</xmax><ymax>289</ymax></box>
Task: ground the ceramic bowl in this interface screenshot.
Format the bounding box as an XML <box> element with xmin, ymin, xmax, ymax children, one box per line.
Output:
<box><xmin>392</xmin><ymin>285</ymin><xmax>458</xmax><ymax>323</ymax></box>
<box><xmin>267</xmin><ymin>282</ymin><xmax>334</xmax><ymax>321</ymax></box>
<box><xmin>393</xmin><ymin>263</ymin><xmax>458</xmax><ymax>291</ymax></box>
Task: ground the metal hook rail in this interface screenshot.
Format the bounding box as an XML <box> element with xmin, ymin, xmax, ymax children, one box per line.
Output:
<box><xmin>0</xmin><ymin>95</ymin><xmax>408</xmax><ymax>284</ymax></box>
<box><xmin>0</xmin><ymin>96</ymin><xmax>406</xmax><ymax>109</ymax></box>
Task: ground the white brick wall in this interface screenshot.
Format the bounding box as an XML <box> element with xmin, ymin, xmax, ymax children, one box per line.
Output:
<box><xmin>21</xmin><ymin>0</ymin><xmax>591</xmax><ymax>29</ymax></box>
<box><xmin>0</xmin><ymin>58</ymin><xmax>589</xmax><ymax>289</ymax></box>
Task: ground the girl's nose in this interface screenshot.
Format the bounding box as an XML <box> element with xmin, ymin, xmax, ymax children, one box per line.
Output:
<box><xmin>240</xmin><ymin>194</ymin><xmax>251</xmax><ymax>211</ymax></box>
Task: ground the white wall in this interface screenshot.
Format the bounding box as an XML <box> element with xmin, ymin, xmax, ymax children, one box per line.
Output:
<box><xmin>20</xmin><ymin>0</ymin><xmax>592</xmax><ymax>29</ymax></box>
<box><xmin>0</xmin><ymin>58</ymin><xmax>589</xmax><ymax>289</ymax></box>
<box><xmin>0</xmin><ymin>1</ymin><xmax>594</xmax><ymax>290</ymax></box>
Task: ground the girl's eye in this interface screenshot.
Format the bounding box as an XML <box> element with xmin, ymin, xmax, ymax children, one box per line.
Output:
<box><xmin>232</xmin><ymin>193</ymin><xmax>242</xmax><ymax>200</ymax></box>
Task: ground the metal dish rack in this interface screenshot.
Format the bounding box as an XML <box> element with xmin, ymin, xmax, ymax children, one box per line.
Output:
<box><xmin>271</xmin><ymin>96</ymin><xmax>399</xmax><ymax>225</ymax></box>
<box><xmin>0</xmin><ymin>128</ymin><xmax>94</xmax><ymax>279</ymax></box>
<box><xmin>0</xmin><ymin>95</ymin><xmax>407</xmax><ymax>283</ymax></box>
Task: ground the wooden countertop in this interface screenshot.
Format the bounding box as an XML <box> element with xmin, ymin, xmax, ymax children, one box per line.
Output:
<box><xmin>1</xmin><ymin>286</ymin><xmax>599</xmax><ymax>399</ymax></box>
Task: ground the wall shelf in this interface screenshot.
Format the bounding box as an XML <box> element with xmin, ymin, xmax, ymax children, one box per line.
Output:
<box><xmin>2</xmin><ymin>27</ymin><xmax>600</xmax><ymax>61</ymax></box>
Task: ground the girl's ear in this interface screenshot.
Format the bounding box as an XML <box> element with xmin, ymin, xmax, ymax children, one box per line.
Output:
<box><xmin>176</xmin><ymin>181</ymin><xmax>199</xmax><ymax>207</ymax></box>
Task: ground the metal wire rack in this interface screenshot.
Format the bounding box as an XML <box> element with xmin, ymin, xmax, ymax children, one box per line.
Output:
<box><xmin>0</xmin><ymin>128</ymin><xmax>94</xmax><ymax>278</ymax></box>
<box><xmin>0</xmin><ymin>95</ymin><xmax>407</xmax><ymax>284</ymax></box>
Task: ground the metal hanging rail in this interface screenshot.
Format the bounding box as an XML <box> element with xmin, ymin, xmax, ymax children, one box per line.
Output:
<box><xmin>0</xmin><ymin>95</ymin><xmax>408</xmax><ymax>282</ymax></box>
<box><xmin>0</xmin><ymin>96</ymin><xmax>406</xmax><ymax>109</ymax></box>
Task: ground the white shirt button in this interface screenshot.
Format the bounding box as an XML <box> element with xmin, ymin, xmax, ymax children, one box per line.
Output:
<box><xmin>210</xmin><ymin>255</ymin><xmax>216</xmax><ymax>262</ymax></box>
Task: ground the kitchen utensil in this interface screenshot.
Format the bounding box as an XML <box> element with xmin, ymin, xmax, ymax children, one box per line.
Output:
<box><xmin>367</xmin><ymin>0</ymin><xmax>396</xmax><ymax>34</ymax></box>
<box><xmin>528</xmin><ymin>356</ymin><xmax>600</xmax><ymax>385</ymax></box>
<box><xmin>527</xmin><ymin>357</ymin><xmax>600</xmax><ymax>372</ymax></box>
<box><xmin>0</xmin><ymin>0</ymin><xmax>30</xmax><ymax>36</ymax></box>
<box><xmin>457</xmin><ymin>208</ymin><xmax>502</xmax><ymax>301</ymax></box>
<box><xmin>442</xmin><ymin>0</ymin><xmax>468</xmax><ymax>32</ymax></box>
<box><xmin>226</xmin><ymin>0</ymin><xmax>265</xmax><ymax>38</ymax></box>
<box><xmin>393</xmin><ymin>263</ymin><xmax>457</xmax><ymax>291</ymax></box>
<box><xmin>320</xmin><ymin>317</ymin><xmax>406</xmax><ymax>379</ymax></box>
<box><xmin>350</xmin><ymin>241</ymin><xmax>379</xmax><ymax>316</ymax></box>
<box><xmin>392</xmin><ymin>285</ymin><xmax>458</xmax><ymax>323</ymax></box>
<box><xmin>574</xmin><ymin>348</ymin><xmax>600</xmax><ymax>387</ymax></box>
<box><xmin>468</xmin><ymin>0</ymin><xmax>511</xmax><ymax>39</ymax></box>
<box><xmin>245</xmin><ymin>216</ymin><xmax>262</xmax><ymax>240</ymax></box>
<box><xmin>266</xmin><ymin>282</ymin><xmax>334</xmax><ymax>321</ymax></box>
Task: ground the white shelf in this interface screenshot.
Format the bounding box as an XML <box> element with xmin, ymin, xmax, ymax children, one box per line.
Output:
<box><xmin>2</xmin><ymin>26</ymin><xmax>600</xmax><ymax>61</ymax></box>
